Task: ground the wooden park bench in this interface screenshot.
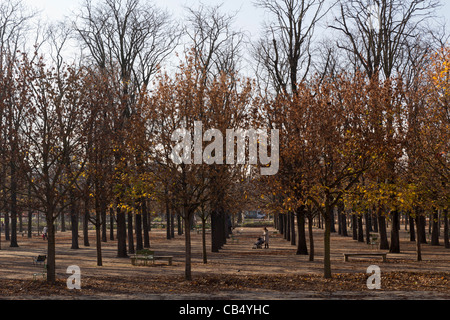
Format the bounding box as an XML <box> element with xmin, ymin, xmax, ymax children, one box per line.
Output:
<box><xmin>368</xmin><ymin>233</ymin><xmax>379</xmax><ymax>249</ymax></box>
<box><xmin>196</xmin><ymin>227</ymin><xmax>211</xmax><ymax>234</ymax></box>
<box><xmin>32</xmin><ymin>255</ymin><xmax>47</xmax><ymax>266</ymax></box>
<box><xmin>343</xmin><ymin>253</ymin><xmax>387</xmax><ymax>263</ymax></box>
<box><xmin>153</xmin><ymin>255</ymin><xmax>173</xmax><ymax>265</ymax></box>
<box><xmin>32</xmin><ymin>255</ymin><xmax>47</xmax><ymax>280</ymax></box>
<box><xmin>130</xmin><ymin>249</ymin><xmax>173</xmax><ymax>266</ymax></box>
<box><xmin>33</xmin><ymin>268</ymin><xmax>47</xmax><ymax>281</ymax></box>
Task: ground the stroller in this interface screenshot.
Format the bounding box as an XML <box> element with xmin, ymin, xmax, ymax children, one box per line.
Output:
<box><xmin>252</xmin><ymin>237</ymin><xmax>265</xmax><ymax>249</ymax></box>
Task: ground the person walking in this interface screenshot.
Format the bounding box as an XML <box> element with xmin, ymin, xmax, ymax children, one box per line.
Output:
<box><xmin>263</xmin><ymin>227</ymin><xmax>269</xmax><ymax>249</ymax></box>
<box><xmin>42</xmin><ymin>226</ymin><xmax>48</xmax><ymax>240</ymax></box>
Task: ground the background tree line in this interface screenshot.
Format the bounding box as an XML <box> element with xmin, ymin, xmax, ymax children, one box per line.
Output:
<box><xmin>0</xmin><ymin>0</ymin><xmax>448</xmax><ymax>283</ymax></box>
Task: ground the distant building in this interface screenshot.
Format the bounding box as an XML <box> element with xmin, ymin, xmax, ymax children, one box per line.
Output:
<box><xmin>244</xmin><ymin>210</ymin><xmax>265</xmax><ymax>219</ymax></box>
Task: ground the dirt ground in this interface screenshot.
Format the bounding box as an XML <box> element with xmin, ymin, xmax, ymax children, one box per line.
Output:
<box><xmin>0</xmin><ymin>223</ymin><xmax>449</xmax><ymax>300</ymax></box>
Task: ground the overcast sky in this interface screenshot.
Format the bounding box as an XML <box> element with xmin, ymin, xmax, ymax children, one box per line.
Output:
<box><xmin>27</xmin><ymin>0</ymin><xmax>450</xmax><ymax>39</ymax></box>
<box><xmin>27</xmin><ymin>0</ymin><xmax>266</xmax><ymax>37</ymax></box>
<box><xmin>20</xmin><ymin>0</ymin><xmax>450</xmax><ymax>75</ymax></box>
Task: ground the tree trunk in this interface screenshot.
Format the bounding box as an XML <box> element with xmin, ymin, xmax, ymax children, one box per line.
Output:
<box><xmin>337</xmin><ymin>207</ymin><xmax>342</xmax><ymax>235</ymax></box>
<box><xmin>26</xmin><ymin>183</ymin><xmax>33</xmax><ymax>238</ymax></box>
<box><xmin>283</xmin><ymin>214</ymin><xmax>288</xmax><ymax>239</ymax></box>
<box><xmin>278</xmin><ymin>213</ymin><xmax>284</xmax><ymax>235</ymax></box>
<box><xmin>4</xmin><ymin>211</ymin><xmax>10</xmax><ymax>241</ymax></box>
<box><xmin>308</xmin><ymin>215</ymin><xmax>314</xmax><ymax>261</ymax></box>
<box><xmin>222</xmin><ymin>213</ymin><xmax>228</xmax><ymax>246</ymax></box>
<box><xmin>83</xmin><ymin>198</ymin><xmax>90</xmax><ymax>247</ymax></box>
<box><xmin>127</xmin><ymin>212</ymin><xmax>135</xmax><ymax>254</ymax></box>
<box><xmin>339</xmin><ymin>204</ymin><xmax>348</xmax><ymax>236</ymax></box>
<box><xmin>211</xmin><ymin>210</ymin><xmax>220</xmax><ymax>252</ymax></box>
<box><xmin>389</xmin><ymin>210</ymin><xmax>400</xmax><ymax>253</ymax></box>
<box><xmin>296</xmin><ymin>207</ymin><xmax>308</xmax><ymax>255</ymax></box>
<box><xmin>94</xmin><ymin>205</ymin><xmax>103</xmax><ymax>266</ymax></box>
<box><xmin>357</xmin><ymin>215</ymin><xmax>364</xmax><ymax>243</ymax></box>
<box><xmin>27</xmin><ymin>210</ymin><xmax>33</xmax><ymax>238</ymax></box>
<box><xmin>365</xmin><ymin>210</ymin><xmax>371</xmax><ymax>244</ymax></box>
<box><xmin>431</xmin><ymin>209</ymin><xmax>440</xmax><ymax>246</ymax></box>
<box><xmin>443</xmin><ymin>209</ymin><xmax>449</xmax><ymax>249</ymax></box>
<box><xmin>170</xmin><ymin>211</ymin><xmax>175</xmax><ymax>238</ymax></box>
<box><xmin>166</xmin><ymin>199</ymin><xmax>171</xmax><ymax>240</ymax></box>
<box><xmin>184</xmin><ymin>212</ymin><xmax>192</xmax><ymax>281</ymax></box>
<box><xmin>290</xmin><ymin>211</ymin><xmax>296</xmax><ymax>245</ymax></box>
<box><xmin>409</xmin><ymin>211</ymin><xmax>415</xmax><ymax>242</ymax></box>
<box><xmin>178</xmin><ymin>214</ymin><xmax>183</xmax><ymax>235</ymax></box>
<box><xmin>116</xmin><ymin>206</ymin><xmax>127</xmax><ymax>257</ymax></box>
<box><xmin>372</xmin><ymin>207</ymin><xmax>378</xmax><ymax>233</ymax></box>
<box><xmin>211</xmin><ymin>209</ymin><xmax>224</xmax><ymax>252</ymax></box>
<box><xmin>10</xmin><ymin>160</ymin><xmax>18</xmax><ymax>247</ymax></box>
<box><xmin>225</xmin><ymin>214</ymin><xmax>232</xmax><ymax>240</ymax></box>
<box><xmin>96</xmin><ymin>221</ymin><xmax>103</xmax><ymax>266</ymax></box>
<box><xmin>202</xmin><ymin>217</ymin><xmax>207</xmax><ymax>264</ymax></box>
<box><xmin>46</xmin><ymin>216</ymin><xmax>56</xmax><ymax>284</ymax></box>
<box><xmin>378</xmin><ymin>207</ymin><xmax>389</xmax><ymax>250</ymax></box>
<box><xmin>419</xmin><ymin>215</ymin><xmax>427</xmax><ymax>244</ymax></box>
<box><xmin>101</xmin><ymin>204</ymin><xmax>107</xmax><ymax>243</ymax></box>
<box><xmin>330</xmin><ymin>208</ymin><xmax>336</xmax><ymax>233</ymax></box>
<box><xmin>286</xmin><ymin>212</ymin><xmax>291</xmax><ymax>242</ymax></box>
<box><xmin>142</xmin><ymin>199</ymin><xmax>150</xmax><ymax>248</ymax></box>
<box><xmin>109</xmin><ymin>207</ymin><xmax>115</xmax><ymax>241</ymax></box>
<box><xmin>273</xmin><ymin>213</ymin><xmax>277</xmax><ymax>230</ymax></box>
<box><xmin>70</xmin><ymin>199</ymin><xmax>79</xmax><ymax>250</ymax></box>
<box><xmin>61</xmin><ymin>212</ymin><xmax>66</xmax><ymax>232</ymax></box>
<box><xmin>352</xmin><ymin>214</ymin><xmax>358</xmax><ymax>240</ymax></box>
<box><xmin>92</xmin><ymin>196</ymin><xmax>103</xmax><ymax>265</ymax></box>
<box><xmin>323</xmin><ymin>209</ymin><xmax>332</xmax><ymax>279</ymax></box>
<box><xmin>135</xmin><ymin>212</ymin><xmax>143</xmax><ymax>251</ymax></box>
<box><xmin>18</xmin><ymin>208</ymin><xmax>23</xmax><ymax>233</ymax></box>
<box><xmin>415</xmin><ymin>216</ymin><xmax>422</xmax><ymax>262</ymax></box>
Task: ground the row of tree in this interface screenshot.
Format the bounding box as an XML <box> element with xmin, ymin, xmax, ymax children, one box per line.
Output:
<box><xmin>258</xmin><ymin>0</ymin><xmax>450</xmax><ymax>278</ymax></box>
<box><xmin>0</xmin><ymin>0</ymin><xmax>449</xmax><ymax>283</ymax></box>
